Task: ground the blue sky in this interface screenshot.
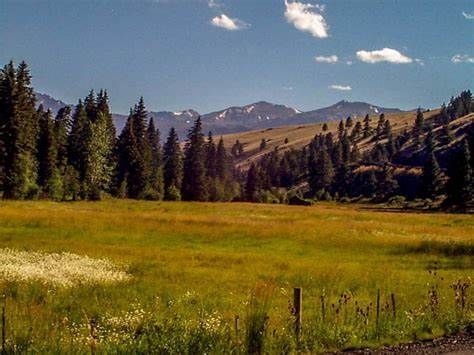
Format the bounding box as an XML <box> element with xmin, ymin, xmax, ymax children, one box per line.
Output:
<box><xmin>1</xmin><ymin>0</ymin><xmax>473</xmax><ymax>114</ymax></box>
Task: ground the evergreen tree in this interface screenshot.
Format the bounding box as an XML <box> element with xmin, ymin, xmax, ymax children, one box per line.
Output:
<box><xmin>325</xmin><ymin>132</ymin><xmax>334</xmax><ymax>152</ymax></box>
<box><xmin>163</xmin><ymin>127</ymin><xmax>183</xmax><ymax>200</ymax></box>
<box><xmin>363</xmin><ymin>114</ymin><xmax>371</xmax><ymax>138</ymax></box>
<box><xmin>322</xmin><ymin>123</ymin><xmax>328</xmax><ymax>131</ymax></box>
<box><xmin>345</xmin><ymin>116</ymin><xmax>353</xmax><ymax>128</ymax></box>
<box><xmin>182</xmin><ymin>117</ymin><xmax>208</xmax><ymax>201</ymax></box>
<box><xmin>68</xmin><ymin>100</ymin><xmax>88</xmax><ymax>183</ymax></box>
<box><xmin>128</xmin><ymin>98</ymin><xmax>152</xmax><ymax>198</ymax></box>
<box><xmin>0</xmin><ymin>61</ymin><xmax>17</xmax><ymax>195</ymax></box>
<box><xmin>376</xmin><ymin>165</ymin><xmax>398</xmax><ymax>200</ymax></box>
<box><xmin>259</xmin><ymin>138</ymin><xmax>267</xmax><ymax>151</ymax></box>
<box><xmin>362</xmin><ymin>170</ymin><xmax>378</xmax><ymax>197</ymax></box>
<box><xmin>331</xmin><ymin>141</ymin><xmax>343</xmax><ymax>168</ymax></box>
<box><xmin>412</xmin><ymin>108</ymin><xmax>424</xmax><ymax>148</ymax></box>
<box><xmin>205</xmin><ymin>132</ymin><xmax>218</xmax><ymax>200</ymax></box>
<box><xmin>54</xmin><ymin>106</ymin><xmax>72</xmax><ymax>172</ymax></box>
<box><xmin>386</xmin><ymin>133</ymin><xmax>395</xmax><ymax>159</ymax></box>
<box><xmin>439</xmin><ymin>104</ymin><xmax>449</xmax><ymax>124</ymax></box>
<box><xmin>351</xmin><ymin>121</ymin><xmax>362</xmax><ymax>140</ymax></box>
<box><xmin>215</xmin><ymin>137</ymin><xmax>229</xmax><ymax>181</ymax></box>
<box><xmin>37</xmin><ymin>108</ymin><xmax>59</xmax><ymax>197</ymax></box>
<box><xmin>146</xmin><ymin>118</ymin><xmax>164</xmax><ymax>199</ymax></box>
<box><xmin>383</xmin><ymin>119</ymin><xmax>392</xmax><ymax>137</ymax></box>
<box><xmin>308</xmin><ymin>146</ymin><xmax>334</xmax><ymax>195</ymax></box>
<box><xmin>333</xmin><ymin>162</ymin><xmax>351</xmax><ymax>197</ymax></box>
<box><xmin>213</xmin><ymin>136</ymin><xmax>235</xmax><ymax>201</ymax></box>
<box><xmin>337</xmin><ymin>120</ymin><xmax>345</xmax><ymax>140</ymax></box>
<box><xmin>231</xmin><ymin>140</ymin><xmax>244</xmax><ymax>157</ymax></box>
<box><xmin>424</xmin><ymin>124</ymin><xmax>435</xmax><ymax>153</ymax></box>
<box><xmin>445</xmin><ymin>140</ymin><xmax>473</xmax><ymax>208</ymax></box>
<box><xmin>245</xmin><ymin>163</ymin><xmax>261</xmax><ymax>202</ymax></box>
<box><xmin>97</xmin><ymin>90</ymin><xmax>116</xmax><ymax>140</ymax></box>
<box><xmin>350</xmin><ymin>143</ymin><xmax>360</xmax><ymax>162</ymax></box>
<box><xmin>84</xmin><ymin>90</ymin><xmax>97</xmax><ymax>122</ymax></box>
<box><xmin>115</xmin><ymin>100</ymin><xmax>151</xmax><ymax>199</ymax></box>
<box><xmin>83</xmin><ymin>112</ymin><xmax>115</xmax><ymax>199</ymax></box>
<box><xmin>278</xmin><ymin>155</ymin><xmax>293</xmax><ymax>187</ymax></box>
<box><xmin>440</xmin><ymin>123</ymin><xmax>453</xmax><ymax>145</ymax></box>
<box><xmin>341</xmin><ymin>133</ymin><xmax>351</xmax><ymax>163</ymax></box>
<box><xmin>370</xmin><ymin>143</ymin><xmax>388</xmax><ymax>163</ymax></box>
<box><xmin>0</xmin><ymin>61</ymin><xmax>39</xmax><ymax>198</ymax></box>
<box><xmin>205</xmin><ymin>132</ymin><xmax>217</xmax><ymax>179</ymax></box>
<box><xmin>376</xmin><ymin>113</ymin><xmax>385</xmax><ymax>138</ymax></box>
<box><xmin>421</xmin><ymin>151</ymin><xmax>443</xmax><ymax>199</ymax></box>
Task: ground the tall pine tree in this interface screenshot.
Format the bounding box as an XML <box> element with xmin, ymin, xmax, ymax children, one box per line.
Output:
<box><xmin>83</xmin><ymin>111</ymin><xmax>115</xmax><ymax>199</ymax></box>
<box><xmin>182</xmin><ymin>117</ymin><xmax>208</xmax><ymax>201</ymax></box>
<box><xmin>445</xmin><ymin>140</ymin><xmax>473</xmax><ymax>208</ymax></box>
<box><xmin>146</xmin><ymin>118</ymin><xmax>164</xmax><ymax>199</ymax></box>
<box><xmin>0</xmin><ymin>61</ymin><xmax>39</xmax><ymax>198</ymax></box>
<box><xmin>37</xmin><ymin>108</ymin><xmax>59</xmax><ymax>198</ymax></box>
<box><xmin>163</xmin><ymin>127</ymin><xmax>183</xmax><ymax>200</ymax></box>
<box><xmin>421</xmin><ymin>151</ymin><xmax>442</xmax><ymax>199</ymax></box>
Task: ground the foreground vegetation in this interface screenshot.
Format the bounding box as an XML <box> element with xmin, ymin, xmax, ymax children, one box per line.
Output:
<box><xmin>0</xmin><ymin>200</ymin><xmax>472</xmax><ymax>353</ymax></box>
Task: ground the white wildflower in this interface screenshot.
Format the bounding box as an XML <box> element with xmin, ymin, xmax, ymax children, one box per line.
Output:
<box><xmin>0</xmin><ymin>248</ymin><xmax>131</xmax><ymax>287</ymax></box>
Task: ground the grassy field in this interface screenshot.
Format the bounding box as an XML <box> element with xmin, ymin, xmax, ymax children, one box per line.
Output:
<box><xmin>0</xmin><ymin>200</ymin><xmax>472</xmax><ymax>353</ymax></box>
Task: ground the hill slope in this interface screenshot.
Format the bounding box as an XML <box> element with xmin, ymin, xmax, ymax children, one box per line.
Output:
<box><xmin>222</xmin><ymin>109</ymin><xmax>444</xmax><ymax>169</ymax></box>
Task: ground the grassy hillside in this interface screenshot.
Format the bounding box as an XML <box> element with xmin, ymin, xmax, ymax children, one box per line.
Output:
<box><xmin>222</xmin><ymin>109</ymin><xmax>442</xmax><ymax>169</ymax></box>
<box><xmin>0</xmin><ymin>200</ymin><xmax>472</xmax><ymax>352</ymax></box>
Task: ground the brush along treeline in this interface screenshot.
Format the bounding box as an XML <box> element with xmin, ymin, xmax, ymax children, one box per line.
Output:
<box><xmin>0</xmin><ymin>61</ymin><xmax>472</xmax><ymax>209</ymax></box>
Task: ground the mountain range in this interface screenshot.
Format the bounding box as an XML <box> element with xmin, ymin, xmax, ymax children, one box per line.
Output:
<box><xmin>35</xmin><ymin>93</ymin><xmax>404</xmax><ymax>139</ymax></box>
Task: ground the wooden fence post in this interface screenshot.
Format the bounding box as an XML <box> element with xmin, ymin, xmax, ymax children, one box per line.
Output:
<box><xmin>293</xmin><ymin>288</ymin><xmax>302</xmax><ymax>339</ymax></box>
<box><xmin>320</xmin><ymin>294</ymin><xmax>326</xmax><ymax>322</ymax></box>
<box><xmin>234</xmin><ymin>315</ymin><xmax>240</xmax><ymax>342</ymax></box>
<box><xmin>391</xmin><ymin>293</ymin><xmax>396</xmax><ymax>319</ymax></box>
<box><xmin>376</xmin><ymin>289</ymin><xmax>380</xmax><ymax>337</ymax></box>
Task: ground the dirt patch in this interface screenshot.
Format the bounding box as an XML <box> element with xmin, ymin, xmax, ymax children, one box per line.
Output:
<box><xmin>336</xmin><ymin>329</ymin><xmax>474</xmax><ymax>354</ymax></box>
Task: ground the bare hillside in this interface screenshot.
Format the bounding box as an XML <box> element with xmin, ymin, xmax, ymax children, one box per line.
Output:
<box><xmin>223</xmin><ymin>109</ymin><xmax>444</xmax><ymax>169</ymax></box>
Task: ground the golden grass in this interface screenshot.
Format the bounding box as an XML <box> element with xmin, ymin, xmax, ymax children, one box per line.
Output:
<box><xmin>0</xmin><ymin>200</ymin><xmax>472</xmax><ymax>351</ymax></box>
<box><xmin>0</xmin><ymin>200</ymin><xmax>472</xmax><ymax>297</ymax></box>
<box><xmin>222</xmin><ymin>109</ymin><xmax>441</xmax><ymax>169</ymax></box>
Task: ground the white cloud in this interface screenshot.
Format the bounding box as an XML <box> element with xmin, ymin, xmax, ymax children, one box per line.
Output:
<box><xmin>210</xmin><ymin>14</ymin><xmax>250</xmax><ymax>31</ymax></box>
<box><xmin>329</xmin><ymin>84</ymin><xmax>351</xmax><ymax>91</ymax></box>
<box><xmin>314</xmin><ymin>55</ymin><xmax>338</xmax><ymax>63</ymax></box>
<box><xmin>356</xmin><ymin>48</ymin><xmax>413</xmax><ymax>64</ymax></box>
<box><xmin>208</xmin><ymin>0</ymin><xmax>221</xmax><ymax>9</ymax></box>
<box><xmin>451</xmin><ymin>54</ymin><xmax>474</xmax><ymax>64</ymax></box>
<box><xmin>462</xmin><ymin>11</ymin><xmax>474</xmax><ymax>19</ymax></box>
<box><xmin>284</xmin><ymin>0</ymin><xmax>329</xmax><ymax>38</ymax></box>
<box><xmin>346</xmin><ymin>60</ymin><xmax>353</xmax><ymax>65</ymax></box>
<box><xmin>415</xmin><ymin>58</ymin><xmax>425</xmax><ymax>66</ymax></box>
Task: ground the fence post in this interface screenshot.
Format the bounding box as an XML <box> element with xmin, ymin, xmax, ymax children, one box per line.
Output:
<box><xmin>234</xmin><ymin>315</ymin><xmax>240</xmax><ymax>342</ymax></box>
<box><xmin>391</xmin><ymin>293</ymin><xmax>396</xmax><ymax>319</ymax></box>
<box><xmin>293</xmin><ymin>287</ymin><xmax>302</xmax><ymax>339</ymax></box>
<box><xmin>376</xmin><ymin>289</ymin><xmax>380</xmax><ymax>337</ymax></box>
<box><xmin>320</xmin><ymin>293</ymin><xmax>326</xmax><ymax>322</ymax></box>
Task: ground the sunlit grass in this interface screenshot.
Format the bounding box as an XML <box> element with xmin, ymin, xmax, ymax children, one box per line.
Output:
<box><xmin>0</xmin><ymin>200</ymin><xmax>472</xmax><ymax>352</ymax></box>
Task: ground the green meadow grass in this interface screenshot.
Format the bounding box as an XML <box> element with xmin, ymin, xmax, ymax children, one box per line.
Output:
<box><xmin>0</xmin><ymin>200</ymin><xmax>472</xmax><ymax>353</ymax></box>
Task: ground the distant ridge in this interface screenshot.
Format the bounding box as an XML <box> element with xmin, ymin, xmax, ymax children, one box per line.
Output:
<box><xmin>35</xmin><ymin>92</ymin><xmax>405</xmax><ymax>139</ymax></box>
